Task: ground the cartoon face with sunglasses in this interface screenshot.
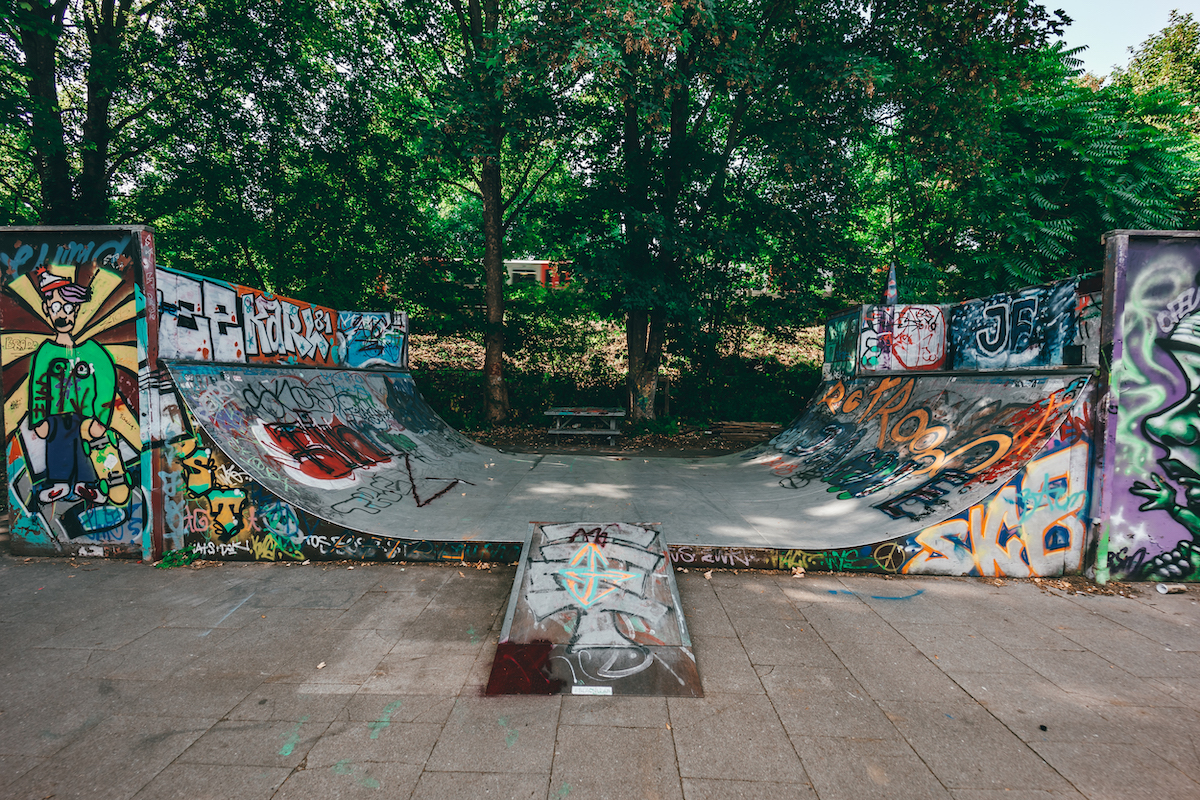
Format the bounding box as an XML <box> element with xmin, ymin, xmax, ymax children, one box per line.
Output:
<box><xmin>27</xmin><ymin>267</ymin><xmax>119</xmax><ymax>505</ymax></box>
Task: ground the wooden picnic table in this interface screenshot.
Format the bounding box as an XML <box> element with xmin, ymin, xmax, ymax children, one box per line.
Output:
<box><xmin>544</xmin><ymin>406</ymin><xmax>625</xmax><ymax>445</ymax></box>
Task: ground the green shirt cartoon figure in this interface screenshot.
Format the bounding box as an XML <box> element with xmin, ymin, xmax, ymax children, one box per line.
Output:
<box><xmin>27</xmin><ymin>267</ymin><xmax>119</xmax><ymax>505</ymax></box>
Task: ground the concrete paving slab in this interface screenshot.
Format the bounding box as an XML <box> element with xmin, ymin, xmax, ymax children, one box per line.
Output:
<box><xmin>340</xmin><ymin>693</ymin><xmax>456</xmax><ymax>725</ymax></box>
<box><xmin>129</xmin><ymin>763</ymin><xmax>292</xmax><ymax>800</ymax></box>
<box><xmin>408</xmin><ymin>770</ymin><xmax>550</xmax><ymax>800</ymax></box>
<box><xmin>878</xmin><ymin>699</ymin><xmax>1076</xmax><ymax>791</ymax></box>
<box><xmin>558</xmin><ymin>695</ymin><xmax>670</xmax><ymax>728</ymax></box>
<box><xmin>551</xmin><ymin>725</ymin><xmax>683</xmax><ymax>800</ymax></box>
<box><xmin>226</xmin><ymin>682</ymin><xmax>357</xmax><ymax>723</ymax></box>
<box><xmin>303</xmin><ymin>718</ymin><xmax>442</xmax><ymax>767</ymax></box>
<box><xmin>792</xmin><ymin>735</ymin><xmax>950</xmax><ymax>800</ymax></box>
<box><xmin>361</xmin><ymin>652</ymin><xmax>478</xmax><ymax>694</ymax></box>
<box><xmin>690</xmin><ymin>634</ymin><xmax>763</xmax><ymax>694</ymax></box>
<box><xmin>889</xmin><ymin>623</ymin><xmax>1040</xmax><ymax>676</ymax></box>
<box><xmin>1055</xmin><ymin>626</ymin><xmax>1200</xmax><ymax>678</ymax></box>
<box><xmin>1029</xmin><ymin>741</ymin><xmax>1200</xmax><ymax>800</ymax></box>
<box><xmin>272</xmin><ymin>761</ymin><xmax>422</xmax><ymax>799</ymax></box>
<box><xmin>681</xmin><ymin>777</ymin><xmax>819</xmax><ymax>799</ymax></box>
<box><xmin>667</xmin><ymin>693</ymin><xmax>806</xmax><ymax>782</ymax></box>
<box><xmin>425</xmin><ymin>695</ymin><xmax>561</xmax><ymax>773</ymax></box>
<box><xmin>330</xmin><ymin>590</ymin><xmax>432</xmax><ymax>631</ymax></box>
<box><xmin>759</xmin><ymin>664</ymin><xmax>905</xmax><ymax>741</ymax></box>
<box><xmin>949</xmin><ymin>671</ymin><xmax>1123</xmax><ymax>744</ymax></box>
<box><xmin>5</xmin><ymin>557</ymin><xmax>1200</xmax><ymax>798</ymax></box>
<box><xmin>1</xmin><ymin>714</ymin><xmax>214</xmax><ymax>800</ymax></box>
<box><xmin>176</xmin><ymin>718</ymin><xmax>330</xmax><ymax>769</ymax></box>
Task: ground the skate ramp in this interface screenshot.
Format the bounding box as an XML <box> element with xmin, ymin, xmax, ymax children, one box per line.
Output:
<box><xmin>166</xmin><ymin>362</ymin><xmax>1091</xmax><ymax>552</ymax></box>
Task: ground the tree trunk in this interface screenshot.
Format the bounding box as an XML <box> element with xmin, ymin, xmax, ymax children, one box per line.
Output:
<box><xmin>20</xmin><ymin>1</ymin><xmax>73</xmax><ymax>223</ymax></box>
<box><xmin>626</xmin><ymin>308</ymin><xmax>666</xmax><ymax>420</ymax></box>
<box><xmin>480</xmin><ymin>153</ymin><xmax>509</xmax><ymax>423</ymax></box>
<box><xmin>79</xmin><ymin>1</ymin><xmax>125</xmax><ymax>224</ymax></box>
<box><xmin>476</xmin><ymin>0</ymin><xmax>508</xmax><ymax>423</ymax></box>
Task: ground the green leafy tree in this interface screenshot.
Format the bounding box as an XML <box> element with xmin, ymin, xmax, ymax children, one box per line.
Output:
<box><xmin>373</xmin><ymin>0</ymin><xmax>589</xmax><ymax>423</ymax></box>
<box><xmin>1</xmin><ymin>0</ymin><xmax>183</xmax><ymax>223</ymax></box>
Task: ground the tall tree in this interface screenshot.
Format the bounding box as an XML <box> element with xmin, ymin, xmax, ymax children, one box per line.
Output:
<box><xmin>1</xmin><ymin>0</ymin><xmax>178</xmax><ymax>223</ymax></box>
<box><xmin>375</xmin><ymin>0</ymin><xmax>585</xmax><ymax>422</ymax></box>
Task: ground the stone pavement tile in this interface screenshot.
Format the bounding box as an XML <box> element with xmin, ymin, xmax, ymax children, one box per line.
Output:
<box><xmin>34</xmin><ymin>606</ymin><xmax>169</xmax><ymax>650</ymax></box>
<box><xmin>559</xmin><ymin>694</ymin><xmax>669</xmax><ymax>728</ymax></box>
<box><xmin>161</xmin><ymin>584</ymin><xmax>283</xmax><ymax>629</ymax></box>
<box><xmin>1056</xmin><ymin>627</ymin><xmax>1200</xmax><ymax>678</ymax></box>
<box><xmin>691</xmin><ymin>634</ymin><xmax>764</xmax><ymax>694</ymax></box>
<box><xmin>272</xmin><ymin>628</ymin><xmax>403</xmax><ymax>685</ymax></box>
<box><xmin>273</xmin><ymin>761</ymin><xmax>422</xmax><ymax>799</ymax></box>
<box><xmin>401</xmin><ymin>604</ymin><xmax>500</xmax><ymax>655</ymax></box>
<box><xmin>342</xmin><ymin>693</ymin><xmax>456</xmax><ymax>725</ymax></box>
<box><xmin>551</xmin><ymin>725</ymin><xmax>683</xmax><ymax>800</ymax></box>
<box><xmin>950</xmin><ymin>671</ymin><xmax>1120</xmax><ymax>744</ymax></box>
<box><xmin>0</xmin><ymin>714</ymin><xmax>214</xmax><ymax>800</ymax></box>
<box><xmin>796</xmin><ymin>600</ymin><xmax>903</xmax><ymax>645</ymax></box>
<box><xmin>425</xmin><ymin>695</ymin><xmax>561</xmax><ymax>773</ymax></box>
<box><xmin>737</xmin><ymin>622</ymin><xmax>843</xmax><ymax>668</ymax></box>
<box><xmin>825</xmin><ymin>639</ymin><xmax>971</xmax><ymax>702</ymax></box>
<box><xmin>241</xmin><ymin>581</ymin><xmax>373</xmax><ymax>611</ymax></box>
<box><xmin>0</xmin><ymin>755</ymin><xmax>43</xmax><ymax>791</ymax></box>
<box><xmin>364</xmin><ymin>566</ymin><xmax>453</xmax><ymax>595</ymax></box>
<box><xmin>878</xmin><ymin>700</ymin><xmax>1074</xmax><ymax>791</ymax></box>
<box><xmin>677</xmin><ymin>580</ymin><xmax>737</xmax><ymax>638</ymax></box>
<box><xmin>70</xmin><ymin>674</ymin><xmax>259</xmax><ymax>719</ymax></box>
<box><xmin>176</xmin><ymin>718</ymin><xmax>330</xmax><ymax>769</ymax></box>
<box><xmin>330</xmin><ymin>589</ymin><xmax>431</xmax><ymax>630</ymax></box>
<box><xmin>361</xmin><ymin>652</ymin><xmax>477</xmax><ymax>694</ymax></box>
<box><xmin>994</xmin><ymin>588</ymin><xmax>1123</xmax><ymax>632</ymax></box>
<box><xmin>971</xmin><ymin>617</ymin><xmax>1087</xmax><ymax>652</ymax></box>
<box><xmin>759</xmin><ymin>664</ymin><xmax>904</xmax><ymax>740</ymax></box>
<box><xmin>0</xmin><ymin>704</ymin><xmax>108</xmax><ymax>757</ymax></box>
<box><xmin>1005</xmin><ymin>648</ymin><xmax>1179</xmax><ymax>706</ymax></box>
<box><xmin>227</xmin><ymin>682</ymin><xmax>357</xmax><ymax>722</ymax></box>
<box><xmin>890</xmin><ymin>623</ymin><xmax>1038</xmax><ymax>676</ymax></box>
<box><xmin>681</xmin><ymin>777</ymin><xmax>818</xmax><ymax>799</ymax></box>
<box><xmin>428</xmin><ymin>568</ymin><xmax>515</xmax><ymax>608</ymax></box>
<box><xmin>1147</xmin><ymin>676</ymin><xmax>1200</xmax><ymax>711</ymax></box>
<box><xmin>792</xmin><ymin>735</ymin><xmax>950</xmax><ymax>800</ymax></box>
<box><xmin>0</xmin><ymin>644</ymin><xmax>95</xmax><ymax>695</ymax></box>
<box><xmin>712</xmin><ymin>578</ymin><xmax>804</xmax><ymax>622</ymax></box>
<box><xmin>409</xmin><ymin>770</ymin><xmax>550</xmax><ymax>800</ymax></box>
<box><xmin>1030</xmin><ymin>741</ymin><xmax>1200</xmax><ymax>800</ymax></box>
<box><xmin>0</xmin><ymin>620</ymin><xmax>70</xmax><ymax>653</ymax></box>
<box><xmin>668</xmin><ymin>693</ymin><xmax>805</xmax><ymax>782</ymax></box>
<box><xmin>130</xmin><ymin>763</ymin><xmax>292</xmax><ymax>800</ymax></box>
<box><xmin>76</xmin><ymin>625</ymin><xmax>236</xmax><ymax>681</ymax></box>
<box><xmin>847</xmin><ymin>581</ymin><xmax>959</xmax><ymax>626</ymax></box>
<box><xmin>1089</xmin><ymin>704</ymin><xmax>1200</xmax><ymax>781</ymax></box>
<box><xmin>950</xmin><ymin>791</ymin><xmax>1086</xmax><ymax>800</ymax></box>
<box><xmin>182</xmin><ymin>614</ymin><xmax>345</xmax><ymax>676</ymax></box>
<box><xmin>304</xmin><ymin>718</ymin><xmax>442</xmax><ymax>767</ymax></box>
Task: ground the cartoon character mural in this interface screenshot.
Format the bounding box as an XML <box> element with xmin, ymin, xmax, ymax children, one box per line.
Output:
<box><xmin>1</xmin><ymin>229</ymin><xmax>147</xmax><ymax>556</ymax></box>
<box><xmin>1103</xmin><ymin>233</ymin><xmax>1200</xmax><ymax>581</ymax></box>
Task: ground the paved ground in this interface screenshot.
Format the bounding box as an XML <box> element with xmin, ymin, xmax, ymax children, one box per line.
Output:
<box><xmin>1</xmin><ymin>556</ymin><xmax>1197</xmax><ymax>800</ymax></box>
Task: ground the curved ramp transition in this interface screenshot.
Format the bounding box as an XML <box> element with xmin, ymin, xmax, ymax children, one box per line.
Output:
<box><xmin>166</xmin><ymin>362</ymin><xmax>1092</xmax><ymax>573</ymax></box>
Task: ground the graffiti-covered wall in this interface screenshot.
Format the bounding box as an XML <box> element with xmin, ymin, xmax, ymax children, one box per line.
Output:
<box><xmin>950</xmin><ymin>280</ymin><xmax>1079</xmax><ymax>370</ymax></box>
<box><xmin>823</xmin><ymin>309</ymin><xmax>859</xmax><ymax>380</ymax></box>
<box><xmin>1</xmin><ymin>228</ymin><xmax>150</xmax><ymax>557</ymax></box>
<box><xmin>1102</xmin><ymin>232</ymin><xmax>1200</xmax><ymax>581</ymax></box>
<box><xmin>858</xmin><ymin>305</ymin><xmax>948</xmax><ymax>373</ymax></box>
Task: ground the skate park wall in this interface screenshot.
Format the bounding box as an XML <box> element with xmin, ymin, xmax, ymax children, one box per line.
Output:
<box><xmin>0</xmin><ymin>226</ymin><xmax>409</xmax><ymax>558</ymax></box>
<box><xmin>1098</xmin><ymin>231</ymin><xmax>1200</xmax><ymax>581</ymax></box>
<box><xmin>5</xmin><ymin>224</ymin><xmax>1190</xmax><ymax>580</ymax></box>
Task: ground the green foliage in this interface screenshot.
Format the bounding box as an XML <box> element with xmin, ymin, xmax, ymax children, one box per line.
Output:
<box><xmin>156</xmin><ymin>545</ymin><xmax>200</xmax><ymax>568</ymax></box>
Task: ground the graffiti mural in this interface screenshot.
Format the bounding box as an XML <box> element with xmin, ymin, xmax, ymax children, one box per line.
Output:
<box><xmin>823</xmin><ymin>309</ymin><xmax>859</xmax><ymax>379</ymax></box>
<box><xmin>337</xmin><ymin>311</ymin><xmax>409</xmax><ymax>369</ymax></box>
<box><xmin>157</xmin><ymin>268</ymin><xmax>246</xmax><ymax>363</ymax></box>
<box><xmin>2</xmin><ymin>229</ymin><xmax>149</xmax><ymax>556</ymax></box>
<box><xmin>239</xmin><ymin>287</ymin><xmax>336</xmax><ymax>366</ymax></box>
<box><xmin>858</xmin><ymin>305</ymin><xmax>947</xmax><ymax>373</ymax></box>
<box><xmin>488</xmin><ymin>523</ymin><xmax>701</xmax><ymax>696</ymax></box>
<box><xmin>1103</xmin><ymin>233</ymin><xmax>1200</xmax><ymax>580</ymax></box>
<box><xmin>949</xmin><ymin>279</ymin><xmax>1078</xmax><ymax>370</ymax></box>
